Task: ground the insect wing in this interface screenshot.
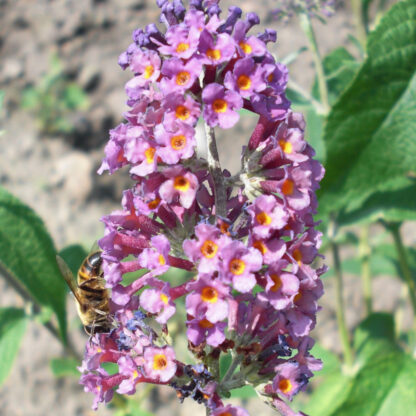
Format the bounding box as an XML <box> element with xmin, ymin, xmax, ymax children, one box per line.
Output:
<box><xmin>56</xmin><ymin>255</ymin><xmax>83</xmax><ymax>304</ymax></box>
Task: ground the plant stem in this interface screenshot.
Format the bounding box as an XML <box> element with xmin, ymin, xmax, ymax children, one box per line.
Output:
<box><xmin>388</xmin><ymin>223</ymin><xmax>416</xmax><ymax>339</ymax></box>
<box><xmin>299</xmin><ymin>13</ymin><xmax>330</xmax><ymax>115</ymax></box>
<box><xmin>359</xmin><ymin>225</ymin><xmax>372</xmax><ymax>315</ymax></box>
<box><xmin>219</xmin><ymin>354</ymin><xmax>243</xmax><ymax>394</ymax></box>
<box><xmin>205</xmin><ymin>123</ymin><xmax>227</xmax><ymax>218</ymax></box>
<box><xmin>287</xmin><ymin>79</ymin><xmax>327</xmax><ymax>115</ymax></box>
<box><xmin>351</xmin><ymin>0</ymin><xmax>368</xmax><ymax>47</ymax></box>
<box><xmin>328</xmin><ymin>220</ymin><xmax>353</xmax><ymax>368</ymax></box>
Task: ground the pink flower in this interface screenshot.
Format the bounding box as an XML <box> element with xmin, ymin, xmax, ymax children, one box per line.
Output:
<box><xmin>143</xmin><ymin>346</ymin><xmax>177</xmax><ymax>382</ymax></box>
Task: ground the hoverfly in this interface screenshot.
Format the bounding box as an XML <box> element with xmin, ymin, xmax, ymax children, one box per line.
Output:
<box><xmin>57</xmin><ymin>250</ymin><xmax>112</xmax><ymax>336</ymax></box>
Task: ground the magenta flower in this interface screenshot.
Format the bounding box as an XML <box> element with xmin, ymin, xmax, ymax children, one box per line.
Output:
<box><xmin>224</xmin><ymin>57</ymin><xmax>267</xmax><ymax>98</ymax></box>
<box><xmin>143</xmin><ymin>346</ymin><xmax>177</xmax><ymax>382</ymax></box>
<box><xmin>187</xmin><ymin>315</ymin><xmax>226</xmax><ymax>347</ymax></box>
<box><xmin>160</xmin><ymin>57</ymin><xmax>202</xmax><ymax>93</ymax></box>
<box><xmin>186</xmin><ymin>275</ymin><xmax>229</xmax><ymax>323</ymax></box>
<box><xmin>162</xmin><ymin>92</ymin><xmax>201</xmax><ymax>127</ymax></box>
<box><xmin>158</xmin><ymin>166</ymin><xmax>199</xmax><ymax>209</ymax></box>
<box><xmin>154</xmin><ymin>122</ymin><xmax>196</xmax><ymax>164</ymax></box>
<box><xmin>272</xmin><ymin>362</ymin><xmax>311</xmax><ymax>400</ymax></box>
<box><xmin>140</xmin><ymin>282</ymin><xmax>176</xmax><ymax>324</ymax></box>
<box><xmin>129</xmin><ymin>49</ymin><xmax>162</xmax><ymax>85</ymax></box>
<box><xmin>158</xmin><ymin>25</ymin><xmax>200</xmax><ymax>59</ymax></box>
<box><xmin>246</xmin><ymin>194</ymin><xmax>289</xmax><ymax>239</ymax></box>
<box><xmin>183</xmin><ymin>223</ymin><xmax>231</xmax><ymax>274</ymax></box>
<box><xmin>202</xmin><ymin>83</ymin><xmax>243</xmax><ymax>129</ymax></box>
<box><xmin>219</xmin><ymin>240</ymin><xmax>262</xmax><ymax>293</ymax></box>
<box><xmin>198</xmin><ymin>30</ymin><xmax>236</xmax><ymax>65</ymax></box>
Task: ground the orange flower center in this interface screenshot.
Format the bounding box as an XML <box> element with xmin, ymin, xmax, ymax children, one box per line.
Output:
<box><xmin>279</xmin><ymin>139</ymin><xmax>293</xmax><ymax>154</ymax></box>
<box><xmin>176</xmin><ymin>71</ymin><xmax>191</xmax><ymax>86</ymax></box>
<box><xmin>200</xmin><ymin>240</ymin><xmax>218</xmax><ymax>259</ymax></box>
<box><xmin>158</xmin><ymin>254</ymin><xmax>166</xmax><ymax>265</ymax></box>
<box><xmin>153</xmin><ymin>354</ymin><xmax>168</xmax><ymax>370</ymax></box>
<box><xmin>282</xmin><ymin>179</ymin><xmax>294</xmax><ymax>195</ymax></box>
<box><xmin>239</xmin><ymin>41</ymin><xmax>252</xmax><ymax>54</ymax></box>
<box><xmin>278</xmin><ymin>378</ymin><xmax>293</xmax><ymax>394</ymax></box>
<box><xmin>144</xmin><ymin>65</ymin><xmax>154</xmax><ymax>79</ymax></box>
<box><xmin>219</xmin><ymin>413</ymin><xmax>232</xmax><ymax>416</ymax></box>
<box><xmin>212</xmin><ymin>98</ymin><xmax>228</xmax><ymax>113</ymax></box>
<box><xmin>145</xmin><ymin>147</ymin><xmax>156</xmax><ymax>164</ymax></box>
<box><xmin>147</xmin><ymin>197</ymin><xmax>160</xmax><ymax>210</ymax></box>
<box><xmin>206</xmin><ymin>48</ymin><xmax>221</xmax><ymax>60</ymax></box>
<box><xmin>160</xmin><ymin>293</ymin><xmax>169</xmax><ymax>304</ymax></box>
<box><xmin>176</xmin><ymin>42</ymin><xmax>190</xmax><ymax>53</ymax></box>
<box><xmin>270</xmin><ymin>274</ymin><xmax>282</xmax><ymax>292</ymax></box>
<box><xmin>171</xmin><ymin>134</ymin><xmax>186</xmax><ymax>150</ymax></box>
<box><xmin>294</xmin><ymin>291</ymin><xmax>302</xmax><ymax>303</ymax></box>
<box><xmin>175</xmin><ymin>105</ymin><xmax>190</xmax><ymax>120</ymax></box>
<box><xmin>199</xmin><ymin>318</ymin><xmax>214</xmax><ymax>329</ymax></box>
<box><xmin>253</xmin><ymin>240</ymin><xmax>267</xmax><ymax>255</ymax></box>
<box><xmin>237</xmin><ymin>74</ymin><xmax>252</xmax><ymax>90</ymax></box>
<box><xmin>201</xmin><ymin>286</ymin><xmax>218</xmax><ymax>303</ymax></box>
<box><xmin>293</xmin><ymin>248</ymin><xmax>302</xmax><ymax>263</ymax></box>
<box><xmin>173</xmin><ymin>176</ymin><xmax>190</xmax><ymax>191</ymax></box>
<box><xmin>229</xmin><ymin>258</ymin><xmax>246</xmax><ymax>275</ymax></box>
<box><xmin>256</xmin><ymin>211</ymin><xmax>272</xmax><ymax>225</ymax></box>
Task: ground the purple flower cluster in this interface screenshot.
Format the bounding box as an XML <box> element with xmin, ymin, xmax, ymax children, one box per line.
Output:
<box><xmin>79</xmin><ymin>1</ymin><xmax>326</xmax><ymax>415</ymax></box>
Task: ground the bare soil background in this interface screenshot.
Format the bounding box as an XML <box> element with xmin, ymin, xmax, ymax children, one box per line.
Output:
<box><xmin>0</xmin><ymin>1</ymin><xmax>408</xmax><ymax>415</ymax></box>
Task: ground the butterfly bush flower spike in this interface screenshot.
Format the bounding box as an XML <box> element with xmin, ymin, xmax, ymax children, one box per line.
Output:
<box><xmin>80</xmin><ymin>1</ymin><xmax>326</xmax><ymax>415</ymax></box>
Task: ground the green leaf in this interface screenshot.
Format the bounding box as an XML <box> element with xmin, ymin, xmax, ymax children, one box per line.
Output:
<box><xmin>303</xmin><ymin>372</ymin><xmax>352</xmax><ymax>416</ymax></box>
<box><xmin>50</xmin><ymin>357</ymin><xmax>79</xmax><ymax>378</ymax></box>
<box><xmin>230</xmin><ymin>384</ymin><xmax>257</xmax><ymax>398</ymax></box>
<box><xmin>0</xmin><ymin>187</ymin><xmax>67</xmax><ymax>341</ymax></box>
<box><xmin>219</xmin><ymin>352</ymin><xmax>232</xmax><ymax>379</ymax></box>
<box><xmin>305</xmin><ymin>108</ymin><xmax>325</xmax><ymax>162</ymax></box>
<box><xmin>319</xmin><ymin>0</ymin><xmax>416</xmax><ymax>218</ymax></box>
<box><xmin>306</xmin><ymin>313</ymin><xmax>416</xmax><ymax>416</ymax></box>
<box><xmin>354</xmin><ymin>313</ymin><xmax>396</xmax><ymax>362</ymax></box>
<box><xmin>312</xmin><ymin>47</ymin><xmax>360</xmax><ymax>104</ymax></box>
<box><xmin>329</xmin><ymin>351</ymin><xmax>416</xmax><ymax>416</ymax></box>
<box><xmin>58</xmin><ymin>244</ymin><xmax>88</xmax><ymax>277</ymax></box>
<box><xmin>0</xmin><ymin>307</ymin><xmax>27</xmax><ymax>385</ymax></box>
<box><xmin>310</xmin><ymin>343</ymin><xmax>341</xmax><ymax>376</ymax></box>
<box><xmin>337</xmin><ymin>181</ymin><xmax>416</xmax><ymax>225</ymax></box>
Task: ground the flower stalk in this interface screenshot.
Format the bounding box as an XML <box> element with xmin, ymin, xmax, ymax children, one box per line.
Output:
<box><xmin>359</xmin><ymin>225</ymin><xmax>372</xmax><ymax>315</ymax></box>
<box><xmin>299</xmin><ymin>13</ymin><xmax>329</xmax><ymax>114</ymax></box>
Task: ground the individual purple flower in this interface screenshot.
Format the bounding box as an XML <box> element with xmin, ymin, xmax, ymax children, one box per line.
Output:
<box><xmin>251</xmin><ymin>89</ymin><xmax>290</xmax><ymax>121</ymax></box>
<box><xmin>250</xmin><ymin>236</ymin><xmax>286</xmax><ymax>265</ymax></box>
<box><xmin>219</xmin><ymin>240</ymin><xmax>262</xmax><ymax>293</ymax></box>
<box><xmin>158</xmin><ymin>24</ymin><xmax>200</xmax><ymax>59</ymax></box>
<box><xmin>258</xmin><ymin>266</ymin><xmax>300</xmax><ymax>310</ymax></box>
<box><xmin>198</xmin><ymin>29</ymin><xmax>236</xmax><ymax>65</ymax></box>
<box><xmin>183</xmin><ymin>223</ymin><xmax>231</xmax><ymax>274</ymax></box>
<box><xmin>162</xmin><ymin>92</ymin><xmax>201</xmax><ymax>127</ymax></box>
<box><xmin>159</xmin><ymin>166</ymin><xmax>199</xmax><ymax>209</ymax></box>
<box><xmin>138</xmin><ymin>234</ymin><xmax>171</xmax><ymax>275</ymax></box>
<box><xmin>224</xmin><ymin>57</ymin><xmax>267</xmax><ymax>98</ymax></box>
<box><xmin>247</xmin><ymin>194</ymin><xmax>289</xmax><ymax>239</ymax></box>
<box><xmin>233</xmin><ymin>20</ymin><xmax>267</xmax><ymax>58</ymax></box>
<box><xmin>80</xmin><ymin>369</ymin><xmax>122</xmax><ymax>410</ymax></box>
<box><xmin>140</xmin><ymin>282</ymin><xmax>176</xmax><ymax>324</ymax></box>
<box><xmin>129</xmin><ymin>49</ymin><xmax>162</xmax><ymax>84</ymax></box>
<box><xmin>143</xmin><ymin>346</ymin><xmax>177</xmax><ymax>382</ymax></box>
<box><xmin>263</xmin><ymin>61</ymin><xmax>289</xmax><ymax>95</ymax></box>
<box><xmin>272</xmin><ymin>362</ymin><xmax>311</xmax><ymax>400</ymax></box>
<box><xmin>117</xmin><ymin>355</ymin><xmax>143</xmax><ymax>395</ymax></box>
<box><xmin>202</xmin><ymin>83</ymin><xmax>243</xmax><ymax>129</ymax></box>
<box><xmin>154</xmin><ymin>122</ymin><xmax>196</xmax><ymax>164</ymax></box>
<box><xmin>187</xmin><ymin>315</ymin><xmax>226</xmax><ymax>347</ymax></box>
<box><xmin>160</xmin><ymin>57</ymin><xmax>202</xmax><ymax>92</ymax></box>
<box><xmin>186</xmin><ymin>275</ymin><xmax>229</xmax><ymax>322</ymax></box>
